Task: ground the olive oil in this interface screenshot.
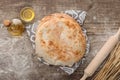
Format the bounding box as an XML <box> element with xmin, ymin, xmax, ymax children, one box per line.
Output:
<box><xmin>20</xmin><ymin>7</ymin><xmax>35</xmax><ymax>22</ymax></box>
<box><xmin>7</xmin><ymin>23</ymin><xmax>24</xmax><ymax>36</ymax></box>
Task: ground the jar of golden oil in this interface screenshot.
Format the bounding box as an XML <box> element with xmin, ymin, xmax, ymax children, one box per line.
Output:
<box><xmin>20</xmin><ymin>7</ymin><xmax>35</xmax><ymax>22</ymax></box>
<box><xmin>3</xmin><ymin>19</ymin><xmax>25</xmax><ymax>36</ymax></box>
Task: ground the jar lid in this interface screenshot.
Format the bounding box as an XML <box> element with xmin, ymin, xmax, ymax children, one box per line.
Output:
<box><xmin>20</xmin><ymin>7</ymin><xmax>35</xmax><ymax>22</ymax></box>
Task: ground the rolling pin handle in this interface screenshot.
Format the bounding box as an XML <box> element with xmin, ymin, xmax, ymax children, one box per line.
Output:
<box><xmin>116</xmin><ymin>27</ymin><xmax>120</xmax><ymax>40</ymax></box>
<box><xmin>80</xmin><ymin>74</ymin><xmax>88</xmax><ymax>80</ymax></box>
<box><xmin>80</xmin><ymin>27</ymin><xmax>120</xmax><ymax>80</ymax></box>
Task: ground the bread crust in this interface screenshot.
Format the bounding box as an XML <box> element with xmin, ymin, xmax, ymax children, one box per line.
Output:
<box><xmin>35</xmin><ymin>13</ymin><xmax>86</xmax><ymax>66</ymax></box>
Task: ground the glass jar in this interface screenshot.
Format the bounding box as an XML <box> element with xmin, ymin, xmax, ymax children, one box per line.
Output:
<box><xmin>7</xmin><ymin>19</ymin><xmax>25</xmax><ymax>36</ymax></box>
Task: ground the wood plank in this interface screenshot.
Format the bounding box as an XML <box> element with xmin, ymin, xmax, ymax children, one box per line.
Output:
<box><xmin>0</xmin><ymin>0</ymin><xmax>120</xmax><ymax>80</ymax></box>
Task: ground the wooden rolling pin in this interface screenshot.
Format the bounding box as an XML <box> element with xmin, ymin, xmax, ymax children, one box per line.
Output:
<box><xmin>80</xmin><ymin>27</ymin><xmax>120</xmax><ymax>80</ymax></box>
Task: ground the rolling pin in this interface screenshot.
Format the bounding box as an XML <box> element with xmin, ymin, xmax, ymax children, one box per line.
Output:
<box><xmin>80</xmin><ymin>27</ymin><xmax>120</xmax><ymax>80</ymax></box>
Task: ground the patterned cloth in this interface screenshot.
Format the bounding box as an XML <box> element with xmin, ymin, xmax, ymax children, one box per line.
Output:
<box><xmin>26</xmin><ymin>10</ymin><xmax>90</xmax><ymax>74</ymax></box>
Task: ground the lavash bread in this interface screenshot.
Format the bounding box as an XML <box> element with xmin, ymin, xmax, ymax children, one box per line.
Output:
<box><xmin>35</xmin><ymin>13</ymin><xmax>86</xmax><ymax>67</ymax></box>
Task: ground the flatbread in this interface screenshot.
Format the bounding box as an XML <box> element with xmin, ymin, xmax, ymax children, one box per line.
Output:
<box><xmin>35</xmin><ymin>13</ymin><xmax>86</xmax><ymax>67</ymax></box>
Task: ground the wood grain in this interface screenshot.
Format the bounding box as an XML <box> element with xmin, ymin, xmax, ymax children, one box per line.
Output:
<box><xmin>0</xmin><ymin>0</ymin><xmax>120</xmax><ymax>80</ymax></box>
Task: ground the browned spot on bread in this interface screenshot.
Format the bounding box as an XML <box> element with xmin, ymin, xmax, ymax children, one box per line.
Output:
<box><xmin>57</xmin><ymin>53</ymin><xmax>69</xmax><ymax>62</ymax></box>
<box><xmin>60</xmin><ymin>16</ymin><xmax>64</xmax><ymax>18</ymax></box>
<box><xmin>68</xmin><ymin>36</ymin><xmax>72</xmax><ymax>39</ymax></box>
<box><xmin>49</xmin><ymin>41</ymin><xmax>53</xmax><ymax>46</ymax></box>
<box><xmin>65</xmin><ymin>21</ymin><xmax>76</xmax><ymax>29</ymax></box>
<box><xmin>41</xmin><ymin>40</ymin><xmax>46</xmax><ymax>45</ymax></box>
<box><xmin>74</xmin><ymin>51</ymin><xmax>80</xmax><ymax>56</ymax></box>
<box><xmin>57</xmin><ymin>15</ymin><xmax>64</xmax><ymax>18</ymax></box>
<box><xmin>48</xmin><ymin>41</ymin><xmax>59</xmax><ymax>49</ymax></box>
<box><xmin>75</xmin><ymin>40</ymin><xmax>78</xmax><ymax>43</ymax></box>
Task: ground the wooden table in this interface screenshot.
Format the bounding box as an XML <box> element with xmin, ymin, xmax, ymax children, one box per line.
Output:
<box><xmin>0</xmin><ymin>0</ymin><xmax>120</xmax><ymax>80</ymax></box>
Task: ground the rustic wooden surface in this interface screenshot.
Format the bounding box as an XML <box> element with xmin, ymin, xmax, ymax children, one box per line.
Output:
<box><xmin>0</xmin><ymin>0</ymin><xmax>120</xmax><ymax>80</ymax></box>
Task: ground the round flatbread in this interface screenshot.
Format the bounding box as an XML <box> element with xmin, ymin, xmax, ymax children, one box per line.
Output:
<box><xmin>35</xmin><ymin>13</ymin><xmax>86</xmax><ymax>67</ymax></box>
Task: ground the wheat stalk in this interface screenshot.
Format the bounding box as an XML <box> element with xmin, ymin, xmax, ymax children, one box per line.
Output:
<box><xmin>94</xmin><ymin>42</ymin><xmax>120</xmax><ymax>80</ymax></box>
